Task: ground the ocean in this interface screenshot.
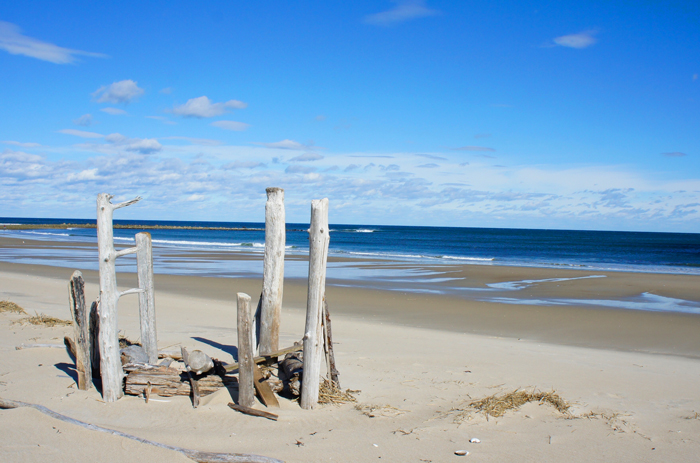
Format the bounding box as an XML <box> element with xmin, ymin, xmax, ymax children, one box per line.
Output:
<box><xmin>2</xmin><ymin>217</ymin><xmax>700</xmax><ymax>315</ymax></box>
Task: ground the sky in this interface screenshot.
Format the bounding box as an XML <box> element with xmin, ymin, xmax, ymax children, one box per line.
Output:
<box><xmin>1</xmin><ymin>1</ymin><xmax>698</xmax><ymax>232</ymax></box>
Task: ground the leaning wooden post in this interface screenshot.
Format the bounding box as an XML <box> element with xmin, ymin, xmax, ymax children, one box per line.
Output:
<box><xmin>237</xmin><ymin>292</ymin><xmax>255</xmax><ymax>408</ymax></box>
<box><xmin>96</xmin><ymin>193</ymin><xmax>141</xmax><ymax>402</ymax></box>
<box><xmin>300</xmin><ymin>198</ymin><xmax>330</xmax><ymax>410</ymax></box>
<box><xmin>68</xmin><ymin>270</ymin><xmax>91</xmax><ymax>390</ymax></box>
<box><xmin>135</xmin><ymin>232</ymin><xmax>157</xmax><ymax>364</ymax></box>
<box><xmin>259</xmin><ymin>187</ymin><xmax>286</xmax><ymax>356</ymax></box>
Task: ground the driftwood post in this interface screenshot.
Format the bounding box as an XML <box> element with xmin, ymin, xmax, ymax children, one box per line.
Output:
<box><xmin>301</xmin><ymin>198</ymin><xmax>330</xmax><ymax>410</ymax></box>
<box><xmin>96</xmin><ymin>192</ymin><xmax>142</xmax><ymax>402</ymax></box>
<box><xmin>237</xmin><ymin>292</ymin><xmax>255</xmax><ymax>408</ymax></box>
<box><xmin>259</xmin><ymin>187</ymin><xmax>285</xmax><ymax>356</ymax></box>
<box><xmin>68</xmin><ymin>270</ymin><xmax>91</xmax><ymax>390</ymax></box>
<box><xmin>135</xmin><ymin>232</ymin><xmax>157</xmax><ymax>364</ymax></box>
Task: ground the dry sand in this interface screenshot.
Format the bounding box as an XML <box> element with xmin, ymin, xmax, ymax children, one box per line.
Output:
<box><xmin>1</xmin><ymin>256</ymin><xmax>700</xmax><ymax>462</ymax></box>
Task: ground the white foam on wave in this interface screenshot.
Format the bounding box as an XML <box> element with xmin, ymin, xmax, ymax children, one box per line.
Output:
<box><xmin>487</xmin><ymin>274</ymin><xmax>607</xmax><ymax>291</ymax></box>
<box><xmin>442</xmin><ymin>255</ymin><xmax>495</xmax><ymax>262</ymax></box>
<box><xmin>23</xmin><ymin>231</ymin><xmax>71</xmax><ymax>237</ymax></box>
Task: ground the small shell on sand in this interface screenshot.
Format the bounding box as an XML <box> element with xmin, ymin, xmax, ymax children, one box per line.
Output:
<box><xmin>469</xmin><ymin>438</ymin><xmax>481</xmax><ymax>443</ymax></box>
<box><xmin>455</xmin><ymin>450</ymin><xmax>469</xmax><ymax>456</ymax></box>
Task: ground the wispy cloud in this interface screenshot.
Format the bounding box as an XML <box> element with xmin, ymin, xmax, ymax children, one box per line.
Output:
<box><xmin>452</xmin><ymin>146</ymin><xmax>496</xmax><ymax>152</ymax></box>
<box><xmin>92</xmin><ymin>80</ymin><xmax>144</xmax><ymax>104</ymax></box>
<box><xmin>104</xmin><ymin>133</ymin><xmax>162</xmax><ymax>154</ymax></box>
<box><xmin>172</xmin><ymin>96</ymin><xmax>247</xmax><ymax>118</ymax></box>
<box><xmin>416</xmin><ymin>153</ymin><xmax>447</xmax><ymax>161</ymax></box>
<box><xmin>211</xmin><ymin>120</ymin><xmax>250</xmax><ymax>131</ymax></box>
<box><xmin>161</xmin><ymin>136</ymin><xmax>222</xmax><ymax>146</ymax></box>
<box><xmin>364</xmin><ymin>0</ymin><xmax>440</xmax><ymax>26</ymax></box>
<box><xmin>417</xmin><ymin>163</ymin><xmax>439</xmax><ymax>168</ymax></box>
<box><xmin>2</xmin><ymin>140</ymin><xmax>41</xmax><ymax>148</ymax></box>
<box><xmin>552</xmin><ymin>30</ymin><xmax>598</xmax><ymax>49</ymax></box>
<box><xmin>57</xmin><ymin>129</ymin><xmax>103</xmax><ymax>138</ymax></box>
<box><xmin>0</xmin><ymin>21</ymin><xmax>107</xmax><ymax>64</ymax></box>
<box><xmin>289</xmin><ymin>153</ymin><xmax>324</xmax><ymax>162</ymax></box>
<box><xmin>252</xmin><ymin>139</ymin><xmax>311</xmax><ymax>150</ymax></box>
<box><xmin>101</xmin><ymin>107</ymin><xmax>127</xmax><ymax>115</ymax></box>
<box><xmin>663</xmin><ymin>152</ymin><xmax>687</xmax><ymax>157</ymax></box>
<box><xmin>72</xmin><ymin>114</ymin><xmax>93</xmax><ymax>126</ymax></box>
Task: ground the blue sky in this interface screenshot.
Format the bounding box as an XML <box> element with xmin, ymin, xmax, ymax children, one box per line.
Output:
<box><xmin>1</xmin><ymin>1</ymin><xmax>698</xmax><ymax>232</ymax></box>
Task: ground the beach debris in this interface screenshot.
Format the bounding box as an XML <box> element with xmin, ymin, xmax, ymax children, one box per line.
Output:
<box><xmin>15</xmin><ymin>343</ymin><xmax>64</xmax><ymax>350</ymax></box>
<box><xmin>470</xmin><ymin>389</ymin><xmax>570</xmax><ymax>418</ymax></box>
<box><xmin>454</xmin><ymin>450</ymin><xmax>469</xmax><ymax>456</ymax></box>
<box><xmin>181</xmin><ymin>347</ymin><xmax>201</xmax><ymax>408</ymax></box>
<box><xmin>469</xmin><ymin>438</ymin><xmax>481</xmax><ymax>444</ymax></box>
<box><xmin>124</xmin><ymin>363</ymin><xmax>235</xmax><ymax>397</ymax></box>
<box><xmin>188</xmin><ymin>349</ymin><xmax>214</xmax><ymax>375</ymax></box>
<box><xmin>0</xmin><ymin>397</ymin><xmax>284</xmax><ymax>463</ymax></box>
<box><xmin>223</xmin><ymin>342</ymin><xmax>303</xmax><ymax>373</ymax></box>
<box><xmin>68</xmin><ymin>271</ymin><xmax>94</xmax><ymax>391</ymax></box>
<box><xmin>279</xmin><ymin>352</ymin><xmax>303</xmax><ymax>396</ymax></box>
<box><xmin>0</xmin><ymin>300</ymin><xmax>27</xmax><ymax>314</ymax></box>
<box><xmin>318</xmin><ymin>378</ymin><xmax>358</xmax><ymax>405</ymax></box>
<box><xmin>13</xmin><ymin>312</ymin><xmax>72</xmax><ymax>327</ymax></box>
<box><xmin>228</xmin><ymin>402</ymin><xmax>279</xmax><ymax>421</ymax></box>
<box><xmin>121</xmin><ymin>344</ymin><xmax>149</xmax><ymax>365</ymax></box>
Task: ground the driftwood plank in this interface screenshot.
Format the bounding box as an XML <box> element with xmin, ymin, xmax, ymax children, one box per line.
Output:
<box><xmin>260</xmin><ymin>187</ymin><xmax>285</xmax><ymax>356</ymax></box>
<box><xmin>228</xmin><ymin>403</ymin><xmax>279</xmax><ymax>421</ymax></box>
<box><xmin>0</xmin><ymin>397</ymin><xmax>283</xmax><ymax>463</ymax></box>
<box><xmin>237</xmin><ymin>293</ymin><xmax>255</xmax><ymax>408</ymax></box>
<box><xmin>253</xmin><ymin>365</ymin><xmax>279</xmax><ymax>408</ymax></box>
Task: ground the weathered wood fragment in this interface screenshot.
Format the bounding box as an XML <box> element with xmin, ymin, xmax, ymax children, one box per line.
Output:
<box><xmin>188</xmin><ymin>350</ymin><xmax>214</xmax><ymax>375</ymax></box>
<box><xmin>89</xmin><ymin>301</ymin><xmax>100</xmax><ymax>377</ymax></box>
<box><xmin>228</xmin><ymin>403</ymin><xmax>279</xmax><ymax>421</ymax></box>
<box><xmin>64</xmin><ymin>335</ymin><xmax>77</xmax><ymax>358</ymax></box>
<box><xmin>279</xmin><ymin>353</ymin><xmax>303</xmax><ymax>396</ymax></box>
<box><xmin>96</xmin><ymin>192</ymin><xmax>141</xmax><ymax>402</ymax></box>
<box><xmin>237</xmin><ymin>292</ymin><xmax>255</xmax><ymax>408</ymax></box>
<box><xmin>322</xmin><ymin>300</ymin><xmax>340</xmax><ymax>388</ymax></box>
<box><xmin>224</xmin><ymin>343</ymin><xmax>302</xmax><ymax>373</ymax></box>
<box><xmin>260</xmin><ymin>187</ymin><xmax>285</xmax><ymax>356</ymax></box>
<box><xmin>68</xmin><ymin>270</ymin><xmax>92</xmax><ymax>390</ymax></box>
<box><xmin>125</xmin><ymin>365</ymin><xmax>233</xmax><ymax>397</ymax></box>
<box><xmin>181</xmin><ymin>347</ymin><xmax>201</xmax><ymax>408</ymax></box>
<box><xmin>253</xmin><ymin>364</ymin><xmax>280</xmax><ymax>408</ymax></box>
<box><xmin>135</xmin><ymin>232</ymin><xmax>158</xmax><ymax>364</ymax></box>
<box><xmin>301</xmin><ymin>198</ymin><xmax>330</xmax><ymax>410</ymax></box>
<box><xmin>0</xmin><ymin>397</ymin><xmax>284</xmax><ymax>463</ymax></box>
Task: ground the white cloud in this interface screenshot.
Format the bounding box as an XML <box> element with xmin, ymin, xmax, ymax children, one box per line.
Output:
<box><xmin>553</xmin><ymin>30</ymin><xmax>598</xmax><ymax>49</ymax></box>
<box><xmin>286</xmin><ymin>165</ymin><xmax>316</xmax><ymax>174</ymax></box>
<box><xmin>104</xmin><ymin>133</ymin><xmax>162</xmax><ymax>154</ymax></box>
<box><xmin>66</xmin><ymin>168</ymin><xmax>99</xmax><ymax>182</ymax></box>
<box><xmin>289</xmin><ymin>153</ymin><xmax>324</xmax><ymax>162</ymax></box>
<box><xmin>2</xmin><ymin>140</ymin><xmax>41</xmax><ymax>148</ymax></box>
<box><xmin>101</xmin><ymin>107</ymin><xmax>127</xmax><ymax>115</ymax></box>
<box><xmin>211</xmin><ymin>120</ymin><xmax>250</xmax><ymax>131</ymax></box>
<box><xmin>92</xmin><ymin>80</ymin><xmax>145</xmax><ymax>103</ymax></box>
<box><xmin>162</xmin><ymin>136</ymin><xmax>223</xmax><ymax>146</ymax></box>
<box><xmin>58</xmin><ymin>129</ymin><xmax>103</xmax><ymax>138</ymax></box>
<box><xmin>172</xmin><ymin>96</ymin><xmax>247</xmax><ymax>118</ymax></box>
<box><xmin>0</xmin><ymin>149</ymin><xmax>53</xmax><ymax>179</ymax></box>
<box><xmin>253</xmin><ymin>139</ymin><xmax>308</xmax><ymax>150</ymax></box>
<box><xmin>223</xmin><ymin>161</ymin><xmax>265</xmax><ymax>169</ymax></box>
<box><xmin>73</xmin><ymin>114</ymin><xmax>93</xmax><ymax>126</ymax></box>
<box><xmin>364</xmin><ymin>0</ymin><xmax>440</xmax><ymax>26</ymax></box>
<box><xmin>0</xmin><ymin>21</ymin><xmax>107</xmax><ymax>64</ymax></box>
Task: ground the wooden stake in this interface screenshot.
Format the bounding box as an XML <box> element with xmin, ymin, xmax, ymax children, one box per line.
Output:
<box><xmin>96</xmin><ymin>193</ymin><xmax>141</xmax><ymax>402</ymax></box>
<box><xmin>301</xmin><ymin>198</ymin><xmax>330</xmax><ymax>410</ymax></box>
<box><xmin>260</xmin><ymin>187</ymin><xmax>285</xmax><ymax>356</ymax></box>
<box><xmin>136</xmin><ymin>232</ymin><xmax>158</xmax><ymax>364</ymax></box>
<box><xmin>237</xmin><ymin>292</ymin><xmax>255</xmax><ymax>408</ymax></box>
<box><xmin>322</xmin><ymin>299</ymin><xmax>340</xmax><ymax>388</ymax></box>
<box><xmin>68</xmin><ymin>270</ymin><xmax>91</xmax><ymax>390</ymax></box>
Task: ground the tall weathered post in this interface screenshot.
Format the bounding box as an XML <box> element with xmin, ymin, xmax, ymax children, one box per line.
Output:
<box><xmin>68</xmin><ymin>270</ymin><xmax>91</xmax><ymax>390</ymax></box>
<box><xmin>259</xmin><ymin>187</ymin><xmax>286</xmax><ymax>356</ymax></box>
<box><xmin>237</xmin><ymin>292</ymin><xmax>255</xmax><ymax>408</ymax></box>
<box><xmin>96</xmin><ymin>193</ymin><xmax>141</xmax><ymax>402</ymax></box>
<box><xmin>135</xmin><ymin>232</ymin><xmax>157</xmax><ymax>364</ymax></box>
<box><xmin>300</xmin><ymin>198</ymin><xmax>330</xmax><ymax>410</ymax></box>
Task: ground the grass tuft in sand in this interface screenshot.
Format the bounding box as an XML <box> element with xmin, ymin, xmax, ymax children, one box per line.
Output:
<box><xmin>13</xmin><ymin>312</ymin><xmax>72</xmax><ymax>327</ymax></box>
<box><xmin>318</xmin><ymin>379</ymin><xmax>359</xmax><ymax>405</ymax></box>
<box><xmin>0</xmin><ymin>300</ymin><xmax>27</xmax><ymax>314</ymax></box>
<box><xmin>469</xmin><ymin>389</ymin><xmax>570</xmax><ymax>418</ymax></box>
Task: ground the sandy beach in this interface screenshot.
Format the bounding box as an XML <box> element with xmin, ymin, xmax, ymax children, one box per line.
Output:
<box><xmin>1</xmin><ymin>242</ymin><xmax>700</xmax><ymax>462</ymax></box>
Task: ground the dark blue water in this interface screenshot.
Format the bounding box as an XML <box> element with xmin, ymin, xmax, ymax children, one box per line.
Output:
<box><xmin>1</xmin><ymin>217</ymin><xmax>699</xmax><ymax>275</ymax></box>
